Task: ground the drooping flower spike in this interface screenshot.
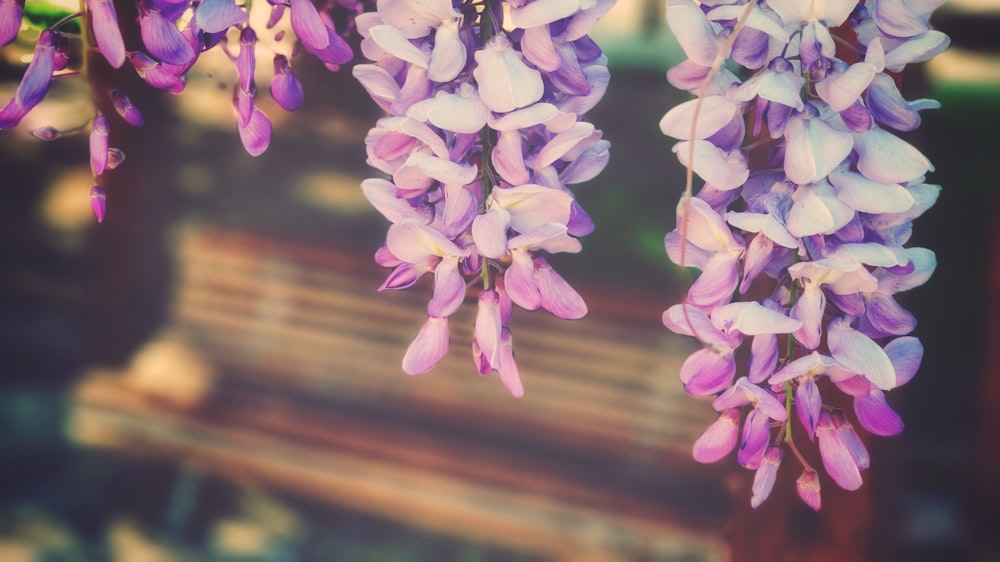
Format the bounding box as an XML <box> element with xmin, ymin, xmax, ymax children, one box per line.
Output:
<box><xmin>661</xmin><ymin>0</ymin><xmax>947</xmax><ymax>510</ymax></box>
<box><xmin>1</xmin><ymin>0</ymin><xmax>371</xmax><ymax>221</ymax></box>
<box><xmin>355</xmin><ymin>0</ymin><xmax>616</xmax><ymax>395</ymax></box>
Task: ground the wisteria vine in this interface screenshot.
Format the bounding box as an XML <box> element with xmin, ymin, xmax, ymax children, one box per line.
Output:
<box><xmin>0</xmin><ymin>0</ymin><xmax>368</xmax><ymax>221</ymax></box>
<box><xmin>352</xmin><ymin>0</ymin><xmax>615</xmax><ymax>395</ymax></box>
<box><xmin>660</xmin><ymin>0</ymin><xmax>948</xmax><ymax>510</ymax></box>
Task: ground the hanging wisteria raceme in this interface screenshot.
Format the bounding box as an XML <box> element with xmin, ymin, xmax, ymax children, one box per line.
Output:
<box><xmin>353</xmin><ymin>0</ymin><xmax>615</xmax><ymax>396</ymax></box>
<box><xmin>0</xmin><ymin>0</ymin><xmax>369</xmax><ymax>222</ymax></box>
<box><xmin>660</xmin><ymin>0</ymin><xmax>947</xmax><ymax>510</ymax></box>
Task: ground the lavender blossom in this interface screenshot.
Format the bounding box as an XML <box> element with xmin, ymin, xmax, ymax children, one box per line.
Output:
<box><xmin>355</xmin><ymin>0</ymin><xmax>616</xmax><ymax>395</ymax></box>
<box><xmin>661</xmin><ymin>0</ymin><xmax>947</xmax><ymax>509</ymax></box>
<box><xmin>1</xmin><ymin>0</ymin><xmax>368</xmax><ymax>221</ymax></box>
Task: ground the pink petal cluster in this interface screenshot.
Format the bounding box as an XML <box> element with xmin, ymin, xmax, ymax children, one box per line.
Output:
<box><xmin>354</xmin><ymin>0</ymin><xmax>615</xmax><ymax>396</ymax></box>
<box><xmin>662</xmin><ymin>0</ymin><xmax>947</xmax><ymax>510</ymax></box>
<box><xmin>1</xmin><ymin>0</ymin><xmax>368</xmax><ymax>221</ymax></box>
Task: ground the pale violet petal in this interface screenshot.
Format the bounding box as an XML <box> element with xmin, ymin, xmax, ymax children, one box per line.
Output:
<box><xmin>854</xmin><ymin>127</ymin><xmax>932</xmax><ymax>184</ymax></box>
<box><xmin>828</xmin><ymin>317</ymin><xmax>896</xmax><ymax>390</ymax></box>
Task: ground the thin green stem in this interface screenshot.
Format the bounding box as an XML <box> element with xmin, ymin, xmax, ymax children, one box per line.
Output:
<box><xmin>478</xmin><ymin>0</ymin><xmax>497</xmax><ymax>291</ymax></box>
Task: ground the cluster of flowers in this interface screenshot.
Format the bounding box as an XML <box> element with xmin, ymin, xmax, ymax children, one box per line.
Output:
<box><xmin>0</xmin><ymin>0</ymin><xmax>367</xmax><ymax>221</ymax></box>
<box><xmin>660</xmin><ymin>0</ymin><xmax>947</xmax><ymax>510</ymax></box>
<box><xmin>352</xmin><ymin>0</ymin><xmax>614</xmax><ymax>395</ymax></box>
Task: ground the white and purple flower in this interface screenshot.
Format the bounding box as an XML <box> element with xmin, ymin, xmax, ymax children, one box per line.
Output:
<box><xmin>355</xmin><ymin>0</ymin><xmax>616</xmax><ymax>395</ymax></box>
<box><xmin>662</xmin><ymin>0</ymin><xmax>947</xmax><ymax>510</ymax></box>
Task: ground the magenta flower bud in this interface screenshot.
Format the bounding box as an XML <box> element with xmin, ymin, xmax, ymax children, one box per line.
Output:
<box><xmin>270</xmin><ymin>54</ymin><xmax>304</xmax><ymax>111</ymax></box>
<box><xmin>90</xmin><ymin>185</ymin><xmax>107</xmax><ymax>223</ymax></box>
<box><xmin>796</xmin><ymin>469</ymin><xmax>822</xmax><ymax>512</ymax></box>
<box><xmin>31</xmin><ymin>126</ymin><xmax>61</xmax><ymax>141</ymax></box>
<box><xmin>110</xmin><ymin>90</ymin><xmax>143</xmax><ymax>126</ymax></box>
<box><xmin>90</xmin><ymin>112</ymin><xmax>110</xmax><ymax>176</ymax></box>
<box><xmin>106</xmin><ymin>147</ymin><xmax>126</xmax><ymax>170</ymax></box>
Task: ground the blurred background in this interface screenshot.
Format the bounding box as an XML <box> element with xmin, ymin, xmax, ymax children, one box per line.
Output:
<box><xmin>1</xmin><ymin>1</ymin><xmax>999</xmax><ymax>560</ymax></box>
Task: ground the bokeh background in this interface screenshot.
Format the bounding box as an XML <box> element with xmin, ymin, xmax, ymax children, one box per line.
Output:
<box><xmin>2</xmin><ymin>1</ymin><xmax>999</xmax><ymax>560</ymax></box>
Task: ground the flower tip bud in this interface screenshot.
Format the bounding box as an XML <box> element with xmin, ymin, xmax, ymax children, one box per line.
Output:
<box><xmin>31</xmin><ymin>126</ymin><xmax>61</xmax><ymax>141</ymax></box>
<box><xmin>90</xmin><ymin>185</ymin><xmax>107</xmax><ymax>223</ymax></box>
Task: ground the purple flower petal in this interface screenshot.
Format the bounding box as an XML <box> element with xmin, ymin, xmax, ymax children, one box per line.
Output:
<box><xmin>402</xmin><ymin>316</ymin><xmax>449</xmax><ymax>375</ymax></box>
<box><xmin>828</xmin><ymin>316</ymin><xmax>896</xmax><ymax>390</ymax></box>
<box><xmin>535</xmin><ymin>257</ymin><xmax>587</xmax><ymax>320</ymax></box>
<box><xmin>270</xmin><ymin>54</ymin><xmax>305</xmax><ymax>112</ymax></box>
<box><xmin>472</xmin><ymin>206</ymin><xmax>512</xmax><ymax>260</ymax></box>
<box><xmin>738</xmin><ymin>408</ymin><xmax>770</xmax><ymax>469</ymax></box>
<box><xmin>130</xmin><ymin>52</ymin><xmax>185</xmax><ymax>93</ymax></box>
<box><xmin>427</xmin><ymin>257</ymin><xmax>465</xmax><ymax>318</ymax></box>
<box><xmin>473</xmin><ymin>35</ymin><xmax>544</xmax><ymax>113</ymax></box>
<box><xmin>505</xmin><ymin>251</ymin><xmax>541</xmax><ymax>311</ymax></box>
<box><xmin>683</xmin><ymin>349</ymin><xmax>736</xmax><ymax>396</ymax></box>
<box><xmin>493</xmin><ymin>131</ymin><xmax>530</xmax><ymax>185</ymax></box>
<box><xmin>90</xmin><ymin>112</ymin><xmax>109</xmax><ymax>176</ymax></box>
<box><xmin>783</xmin><ymin>115</ymin><xmax>853</xmax><ymax>185</ymax></box>
<box><xmin>378</xmin><ymin>261</ymin><xmax>432</xmax><ymax>291</ymax></box>
<box><xmin>290</xmin><ymin>0</ymin><xmax>329</xmax><ymax>50</ymax></box>
<box><xmin>666</xmin><ymin>0</ymin><xmax>718</xmax><ymax>67</ymax></box>
<box><xmin>427</xmin><ymin>19</ymin><xmax>466</xmax><ymax>83</ymax></box>
<box><xmin>90</xmin><ymin>185</ymin><xmax>107</xmax><ymax>223</ymax></box>
<box><xmin>0</xmin><ymin>0</ymin><xmax>22</xmax><ymax>47</ymax></box>
<box><xmin>686</xmin><ymin>250</ymin><xmax>741</xmax><ymax>309</ymax></box>
<box><xmin>796</xmin><ymin>469</ymin><xmax>822</xmax><ymax>511</ymax></box>
<box><xmin>854</xmin><ymin>126</ymin><xmax>932</xmax><ymax>184</ymax></box>
<box><xmin>692</xmin><ymin>409</ymin><xmax>740</xmax><ymax>463</ymax></box>
<box><xmin>796</xmin><ymin>376</ymin><xmax>822</xmax><ymax>440</ymax></box>
<box><xmin>751</xmin><ymin>446</ymin><xmax>783</xmax><ymax>508</ymax></box>
<box><xmin>865</xmin><ymin>292</ymin><xmax>917</xmax><ymax>336</ymax></box>
<box><xmin>866</xmin><ymin>73</ymin><xmax>922</xmax><ymax>132</ymax></box>
<box><xmin>110</xmin><ymin>89</ymin><xmax>143</xmax><ymax>126</ymax></box>
<box><xmin>195</xmin><ymin>0</ymin><xmax>248</xmax><ymax>34</ymax></box>
<box><xmin>855</xmin><ymin>388</ymin><xmax>904</xmax><ymax>436</ymax></box>
<box><xmin>497</xmin><ymin>328</ymin><xmax>524</xmax><ymax>398</ymax></box>
<box><xmin>237</xmin><ymin>27</ymin><xmax>257</xmax><ymax>94</ymax></box>
<box><xmin>86</xmin><ymin>0</ymin><xmax>126</xmax><ymax>68</ymax></box>
<box><xmin>1</xmin><ymin>29</ymin><xmax>56</xmax><ymax>129</ymax></box>
<box><xmin>474</xmin><ymin>290</ymin><xmax>502</xmax><ymax>373</ymax></box>
<box><xmin>749</xmin><ymin>331</ymin><xmax>777</xmax><ymax>384</ymax></box>
<box><xmin>884</xmin><ymin>336</ymin><xmax>922</xmax><ymax>387</ymax></box>
<box><xmin>140</xmin><ymin>6</ymin><xmax>196</xmax><ymax>66</ymax></box>
<box><xmin>816</xmin><ymin>411</ymin><xmax>863</xmax><ymax>491</ymax></box>
<box><xmin>237</xmin><ymin>107</ymin><xmax>271</xmax><ymax>157</ymax></box>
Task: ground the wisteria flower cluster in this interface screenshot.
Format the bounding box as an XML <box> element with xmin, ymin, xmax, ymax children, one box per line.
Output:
<box><xmin>0</xmin><ymin>0</ymin><xmax>368</xmax><ymax>221</ymax></box>
<box><xmin>353</xmin><ymin>0</ymin><xmax>615</xmax><ymax>396</ymax></box>
<box><xmin>660</xmin><ymin>0</ymin><xmax>947</xmax><ymax>510</ymax></box>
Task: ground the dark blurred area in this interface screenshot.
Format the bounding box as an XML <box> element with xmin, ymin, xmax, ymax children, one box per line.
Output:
<box><xmin>2</xmin><ymin>2</ymin><xmax>999</xmax><ymax>561</ymax></box>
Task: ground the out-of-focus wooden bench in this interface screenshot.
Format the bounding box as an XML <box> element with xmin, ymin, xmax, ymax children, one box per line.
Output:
<box><xmin>68</xmin><ymin>225</ymin><xmax>731</xmax><ymax>561</ymax></box>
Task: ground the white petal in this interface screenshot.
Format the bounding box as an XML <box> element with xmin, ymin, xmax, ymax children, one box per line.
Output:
<box><xmin>784</xmin><ymin>116</ymin><xmax>853</xmax><ymax>185</ymax></box>
<box><xmin>854</xmin><ymin>127</ymin><xmax>932</xmax><ymax>184</ymax></box>
<box><xmin>659</xmin><ymin>96</ymin><xmax>740</xmax><ymax>140</ymax></box>
<box><xmin>828</xmin><ymin>318</ymin><xmax>896</xmax><ymax>390</ymax></box>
